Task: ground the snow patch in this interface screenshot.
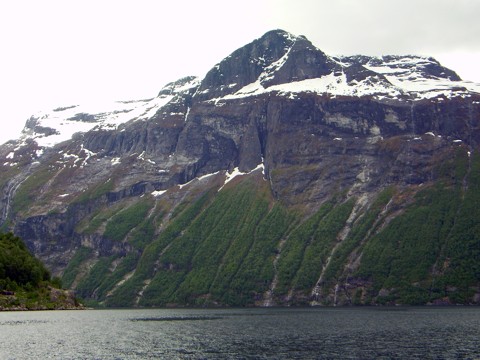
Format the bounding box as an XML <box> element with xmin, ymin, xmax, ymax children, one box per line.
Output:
<box><xmin>363</xmin><ymin>56</ymin><xmax>480</xmax><ymax>99</ymax></box>
<box><xmin>63</xmin><ymin>153</ymin><xmax>79</xmax><ymax>160</ymax></box>
<box><xmin>198</xmin><ymin>171</ymin><xmax>220</xmax><ymax>181</ymax></box>
<box><xmin>21</xmin><ymin>94</ymin><xmax>175</xmax><ymax>149</ymax></box>
<box><xmin>151</xmin><ymin>190</ymin><xmax>167</xmax><ymax>197</ymax></box>
<box><xmin>252</xmin><ymin>162</ymin><xmax>266</xmax><ymax>179</ymax></box>
<box><xmin>137</xmin><ymin>151</ymin><xmax>155</xmax><ymax>164</ymax></box>
<box><xmin>178</xmin><ymin>179</ymin><xmax>195</xmax><ymax>190</ymax></box>
<box><xmin>223</xmin><ymin>167</ymin><xmax>245</xmax><ymax>186</ymax></box>
<box><xmin>258</xmin><ymin>41</ymin><xmax>295</xmax><ymax>84</ymax></box>
<box><xmin>215</xmin><ymin>71</ymin><xmax>403</xmax><ymax>102</ymax></box>
<box><xmin>81</xmin><ymin>144</ymin><xmax>96</xmax><ymax>159</ymax></box>
<box><xmin>78</xmin><ymin>144</ymin><xmax>97</xmax><ymax>167</ymax></box>
<box><xmin>14</xmin><ymin>141</ymin><xmax>28</xmax><ymax>152</ymax></box>
<box><xmin>218</xmin><ymin>163</ymin><xmax>265</xmax><ymax>191</ymax></box>
<box><xmin>177</xmin><ymin>171</ymin><xmax>221</xmax><ymax>190</ymax></box>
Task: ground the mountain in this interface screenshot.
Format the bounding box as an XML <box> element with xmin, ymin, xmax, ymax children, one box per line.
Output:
<box><xmin>1</xmin><ymin>29</ymin><xmax>479</xmax><ymax>306</ymax></box>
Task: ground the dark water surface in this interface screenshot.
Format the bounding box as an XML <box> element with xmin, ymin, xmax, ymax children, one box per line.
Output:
<box><xmin>0</xmin><ymin>307</ymin><xmax>479</xmax><ymax>359</ymax></box>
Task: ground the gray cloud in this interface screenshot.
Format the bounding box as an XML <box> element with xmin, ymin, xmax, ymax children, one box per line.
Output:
<box><xmin>265</xmin><ymin>0</ymin><xmax>480</xmax><ymax>55</ymax></box>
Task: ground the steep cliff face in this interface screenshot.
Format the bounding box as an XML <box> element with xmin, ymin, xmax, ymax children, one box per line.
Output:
<box><xmin>1</xmin><ymin>30</ymin><xmax>479</xmax><ymax>306</ymax></box>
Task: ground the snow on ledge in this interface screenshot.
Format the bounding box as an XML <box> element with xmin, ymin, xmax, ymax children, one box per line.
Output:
<box><xmin>252</xmin><ymin>162</ymin><xmax>266</xmax><ymax>178</ymax></box>
<box><xmin>224</xmin><ymin>167</ymin><xmax>245</xmax><ymax>186</ymax></box>
<box><xmin>218</xmin><ymin>163</ymin><xmax>265</xmax><ymax>192</ymax></box>
<box><xmin>198</xmin><ymin>171</ymin><xmax>221</xmax><ymax>181</ymax></box>
<box><xmin>151</xmin><ymin>190</ymin><xmax>167</xmax><ymax>197</ymax></box>
<box><xmin>178</xmin><ymin>178</ymin><xmax>196</xmax><ymax>190</ymax></box>
<box><xmin>178</xmin><ymin>171</ymin><xmax>221</xmax><ymax>190</ymax></box>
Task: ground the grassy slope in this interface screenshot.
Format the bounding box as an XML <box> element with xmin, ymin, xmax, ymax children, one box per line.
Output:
<box><xmin>63</xmin><ymin>149</ymin><xmax>480</xmax><ymax>306</ymax></box>
<box><xmin>355</xmin><ymin>149</ymin><xmax>480</xmax><ymax>305</ymax></box>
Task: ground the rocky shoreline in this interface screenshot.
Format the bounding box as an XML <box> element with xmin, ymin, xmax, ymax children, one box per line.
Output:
<box><xmin>0</xmin><ymin>286</ymin><xmax>85</xmax><ymax>311</ymax></box>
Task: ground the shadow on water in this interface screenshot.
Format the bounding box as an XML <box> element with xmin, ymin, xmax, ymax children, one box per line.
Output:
<box><xmin>0</xmin><ymin>320</ymin><xmax>49</xmax><ymax>326</ymax></box>
<box><xmin>129</xmin><ymin>316</ymin><xmax>224</xmax><ymax>322</ymax></box>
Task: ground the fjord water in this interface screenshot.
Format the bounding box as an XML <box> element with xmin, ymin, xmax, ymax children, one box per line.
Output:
<box><xmin>1</xmin><ymin>307</ymin><xmax>479</xmax><ymax>359</ymax></box>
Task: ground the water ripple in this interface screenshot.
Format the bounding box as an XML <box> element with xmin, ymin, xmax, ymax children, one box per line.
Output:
<box><xmin>0</xmin><ymin>307</ymin><xmax>479</xmax><ymax>359</ymax></box>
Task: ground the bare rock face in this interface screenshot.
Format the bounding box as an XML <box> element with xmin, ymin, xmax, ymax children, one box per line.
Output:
<box><xmin>0</xmin><ymin>29</ymin><xmax>479</xmax><ymax>305</ymax></box>
<box><xmin>48</xmin><ymin>286</ymin><xmax>84</xmax><ymax>310</ymax></box>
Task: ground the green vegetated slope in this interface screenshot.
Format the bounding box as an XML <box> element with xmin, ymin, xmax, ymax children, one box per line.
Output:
<box><xmin>354</xmin><ymin>149</ymin><xmax>480</xmax><ymax>305</ymax></box>
<box><xmin>0</xmin><ymin>233</ymin><xmax>81</xmax><ymax>310</ymax></box>
<box><xmin>65</xmin><ymin>149</ymin><xmax>480</xmax><ymax>306</ymax></box>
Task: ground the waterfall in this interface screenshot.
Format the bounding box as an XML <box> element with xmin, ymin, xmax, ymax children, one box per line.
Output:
<box><xmin>1</xmin><ymin>173</ymin><xmax>30</xmax><ymax>225</ymax></box>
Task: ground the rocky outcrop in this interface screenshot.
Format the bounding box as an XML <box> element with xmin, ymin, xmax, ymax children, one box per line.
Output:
<box><xmin>0</xmin><ymin>287</ymin><xmax>84</xmax><ymax>311</ymax></box>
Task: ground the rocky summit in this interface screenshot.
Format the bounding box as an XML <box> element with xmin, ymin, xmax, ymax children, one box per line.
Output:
<box><xmin>1</xmin><ymin>29</ymin><xmax>479</xmax><ymax>307</ymax></box>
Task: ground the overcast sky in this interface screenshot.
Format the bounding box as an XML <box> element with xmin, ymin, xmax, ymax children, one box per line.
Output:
<box><xmin>1</xmin><ymin>0</ymin><xmax>479</xmax><ymax>144</ymax></box>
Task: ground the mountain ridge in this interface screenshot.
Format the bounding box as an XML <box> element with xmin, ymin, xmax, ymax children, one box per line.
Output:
<box><xmin>0</xmin><ymin>30</ymin><xmax>479</xmax><ymax>306</ymax></box>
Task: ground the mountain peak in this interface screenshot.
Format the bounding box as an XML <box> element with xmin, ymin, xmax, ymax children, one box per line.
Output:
<box><xmin>193</xmin><ymin>30</ymin><xmax>300</xmax><ymax>100</ymax></box>
<box><xmin>257</xmin><ymin>29</ymin><xmax>299</xmax><ymax>44</ymax></box>
<box><xmin>194</xmin><ymin>30</ymin><xmax>337</xmax><ymax>101</ymax></box>
<box><xmin>6</xmin><ymin>29</ymin><xmax>480</xmax><ymax>151</ymax></box>
<box><xmin>157</xmin><ymin>76</ymin><xmax>200</xmax><ymax>97</ymax></box>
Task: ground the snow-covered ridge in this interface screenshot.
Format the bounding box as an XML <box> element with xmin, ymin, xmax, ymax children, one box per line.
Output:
<box><xmin>358</xmin><ymin>55</ymin><xmax>480</xmax><ymax>99</ymax></box>
<box><xmin>18</xmin><ymin>77</ymin><xmax>200</xmax><ymax>149</ymax></box>
<box><xmin>207</xmin><ymin>53</ymin><xmax>480</xmax><ymax>103</ymax></box>
<box><xmin>158</xmin><ymin>76</ymin><xmax>200</xmax><ymax>96</ymax></box>
<box><xmin>22</xmin><ymin>95</ymin><xmax>173</xmax><ymax>148</ymax></box>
